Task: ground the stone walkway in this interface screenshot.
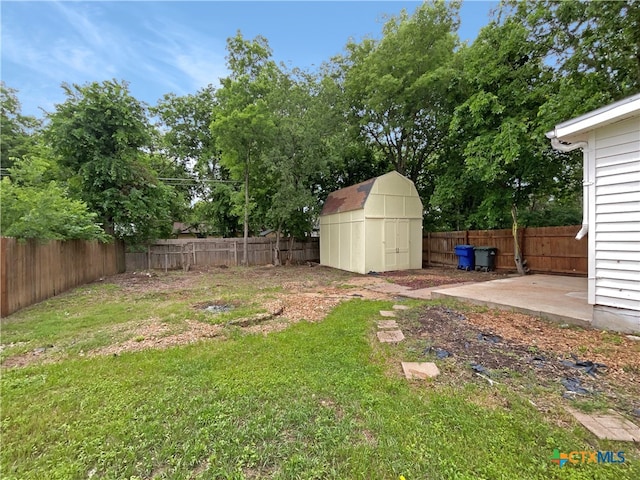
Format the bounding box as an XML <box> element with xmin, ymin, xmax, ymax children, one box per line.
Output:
<box><xmin>375</xmin><ymin>306</ymin><xmax>439</xmax><ymax>380</ymax></box>
<box><xmin>567</xmin><ymin>408</ymin><xmax>640</xmax><ymax>442</ymax></box>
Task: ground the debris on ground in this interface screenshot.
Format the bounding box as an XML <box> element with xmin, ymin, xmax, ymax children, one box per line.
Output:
<box><xmin>379</xmin><ymin>268</ymin><xmax>508</xmax><ymax>290</ymax></box>
<box><xmin>562</xmin><ymin>377</ymin><xmax>592</xmax><ymax>397</ymax></box>
<box><xmin>424</xmin><ymin>346</ymin><xmax>452</xmax><ymax>359</ymax></box>
<box><xmin>477</xmin><ymin>333</ymin><xmax>502</xmax><ymax>344</ymax></box>
<box><xmin>560</xmin><ymin>354</ymin><xmax>607</xmax><ymax>376</ymax></box>
<box><xmin>407</xmin><ymin>304</ymin><xmax>640</xmax><ymax>414</ymax></box>
<box><xmin>470</xmin><ymin>363</ymin><xmax>491</xmax><ymax>375</ymax></box>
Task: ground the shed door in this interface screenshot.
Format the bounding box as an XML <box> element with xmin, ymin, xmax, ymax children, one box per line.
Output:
<box><xmin>384</xmin><ymin>219</ymin><xmax>410</xmax><ymax>271</ymax></box>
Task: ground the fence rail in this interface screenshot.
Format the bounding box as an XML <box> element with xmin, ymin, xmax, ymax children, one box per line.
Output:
<box><xmin>0</xmin><ymin>238</ymin><xmax>125</xmax><ymax>317</ymax></box>
<box><xmin>125</xmin><ymin>237</ymin><xmax>320</xmax><ymax>271</ymax></box>
<box><xmin>423</xmin><ymin>225</ymin><xmax>588</xmax><ymax>275</ymax></box>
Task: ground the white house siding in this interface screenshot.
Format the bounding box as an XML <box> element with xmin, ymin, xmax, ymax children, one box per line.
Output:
<box><xmin>592</xmin><ymin>116</ymin><xmax>640</xmax><ymax>320</ymax></box>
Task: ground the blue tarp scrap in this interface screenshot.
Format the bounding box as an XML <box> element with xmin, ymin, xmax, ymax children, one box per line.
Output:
<box><xmin>560</xmin><ymin>354</ymin><xmax>607</xmax><ymax>376</ymax></box>
<box><xmin>425</xmin><ymin>346</ymin><xmax>452</xmax><ymax>359</ymax></box>
<box><xmin>477</xmin><ymin>333</ymin><xmax>502</xmax><ymax>343</ymax></box>
<box><xmin>470</xmin><ymin>362</ymin><xmax>491</xmax><ymax>375</ymax></box>
<box><xmin>561</xmin><ymin>377</ymin><xmax>591</xmax><ymax>397</ymax></box>
<box><xmin>531</xmin><ymin>355</ymin><xmax>546</xmax><ymax>367</ymax></box>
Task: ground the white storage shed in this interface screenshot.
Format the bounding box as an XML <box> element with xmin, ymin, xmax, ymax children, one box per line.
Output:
<box><xmin>546</xmin><ymin>93</ymin><xmax>640</xmax><ymax>333</ymax></box>
<box><xmin>319</xmin><ymin>171</ymin><xmax>423</xmax><ymax>274</ymax></box>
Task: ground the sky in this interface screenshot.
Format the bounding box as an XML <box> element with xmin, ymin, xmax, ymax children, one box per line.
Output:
<box><xmin>1</xmin><ymin>1</ymin><xmax>499</xmax><ymax>118</ymax></box>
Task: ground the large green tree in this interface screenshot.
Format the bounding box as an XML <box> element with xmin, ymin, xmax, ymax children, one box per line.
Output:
<box><xmin>341</xmin><ymin>1</ymin><xmax>459</xmax><ymax>183</ymax></box>
<box><xmin>211</xmin><ymin>33</ymin><xmax>277</xmax><ymax>263</ymax></box>
<box><xmin>446</xmin><ymin>17</ymin><xmax>562</xmax><ymax>229</ymax></box>
<box><xmin>46</xmin><ymin>80</ymin><xmax>175</xmax><ymax>245</ymax></box>
<box><xmin>506</xmin><ymin>0</ymin><xmax>640</xmax><ymax>124</ymax></box>
<box><xmin>255</xmin><ymin>68</ymin><xmax>335</xmax><ymax>262</ymax></box>
<box><xmin>152</xmin><ymin>85</ymin><xmax>242</xmax><ymax>236</ymax></box>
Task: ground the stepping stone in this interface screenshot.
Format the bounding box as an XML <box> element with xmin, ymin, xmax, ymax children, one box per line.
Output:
<box><xmin>377</xmin><ymin>330</ymin><xmax>405</xmax><ymax>343</ymax></box>
<box><xmin>379</xmin><ymin>310</ymin><xmax>397</xmax><ymax>317</ymax></box>
<box><xmin>392</xmin><ymin>305</ymin><xmax>410</xmax><ymax>310</ymax></box>
<box><xmin>377</xmin><ymin>320</ymin><xmax>398</xmax><ymax>329</ymax></box>
<box><xmin>401</xmin><ymin>362</ymin><xmax>440</xmax><ymax>379</ymax></box>
<box><xmin>567</xmin><ymin>408</ymin><xmax>640</xmax><ymax>442</ymax></box>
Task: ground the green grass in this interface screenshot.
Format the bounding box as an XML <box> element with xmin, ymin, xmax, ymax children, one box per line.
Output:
<box><xmin>2</xmin><ymin>297</ymin><xmax>637</xmax><ymax>479</ymax></box>
<box><xmin>0</xmin><ymin>270</ymin><xmax>284</xmax><ymax>361</ymax></box>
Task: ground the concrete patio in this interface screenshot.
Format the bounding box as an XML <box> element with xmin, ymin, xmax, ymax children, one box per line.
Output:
<box><xmin>430</xmin><ymin>274</ymin><xmax>592</xmax><ymax>328</ymax></box>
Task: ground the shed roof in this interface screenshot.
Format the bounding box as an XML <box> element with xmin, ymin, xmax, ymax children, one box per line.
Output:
<box><xmin>320</xmin><ymin>177</ymin><xmax>377</xmax><ymax>216</ymax></box>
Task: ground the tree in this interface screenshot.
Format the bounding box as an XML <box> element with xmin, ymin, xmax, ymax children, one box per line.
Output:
<box><xmin>507</xmin><ymin>0</ymin><xmax>640</xmax><ymax>107</ymax></box>
<box><xmin>45</xmin><ymin>80</ymin><xmax>175</xmax><ymax>245</ymax></box>
<box><xmin>1</xmin><ymin>148</ymin><xmax>107</xmax><ymax>241</ymax></box>
<box><xmin>0</xmin><ymin>83</ymin><xmax>40</xmax><ymax>173</ymax></box>
<box><xmin>151</xmin><ymin>85</ymin><xmax>221</xmax><ymax>199</ymax></box>
<box><xmin>255</xmin><ymin>68</ymin><xmax>336</xmax><ymax>263</ymax></box>
<box><xmin>211</xmin><ymin>33</ymin><xmax>277</xmax><ymax>264</ymax></box>
<box><xmin>341</xmin><ymin>1</ymin><xmax>459</xmax><ymax>183</ymax></box>
<box><xmin>189</xmin><ymin>184</ymin><xmax>241</xmax><ymax>238</ymax></box>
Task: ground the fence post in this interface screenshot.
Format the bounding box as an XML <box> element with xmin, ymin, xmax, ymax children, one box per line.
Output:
<box><xmin>147</xmin><ymin>245</ymin><xmax>151</xmax><ymax>270</ymax></box>
<box><xmin>0</xmin><ymin>237</ymin><xmax>8</xmax><ymax>317</ymax></box>
<box><xmin>164</xmin><ymin>246</ymin><xmax>168</xmax><ymax>273</ymax></box>
<box><xmin>234</xmin><ymin>241</ymin><xmax>238</xmax><ymax>266</ymax></box>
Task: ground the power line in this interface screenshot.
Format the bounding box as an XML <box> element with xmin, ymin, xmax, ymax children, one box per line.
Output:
<box><xmin>158</xmin><ymin>177</ymin><xmax>241</xmax><ymax>184</ymax></box>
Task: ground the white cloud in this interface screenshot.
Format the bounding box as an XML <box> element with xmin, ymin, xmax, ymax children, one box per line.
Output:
<box><xmin>139</xmin><ymin>16</ymin><xmax>229</xmax><ymax>92</ymax></box>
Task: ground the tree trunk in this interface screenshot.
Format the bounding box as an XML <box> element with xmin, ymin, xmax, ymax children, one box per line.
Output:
<box><xmin>286</xmin><ymin>236</ymin><xmax>294</xmax><ymax>265</ymax></box>
<box><xmin>273</xmin><ymin>225</ymin><xmax>281</xmax><ymax>266</ymax></box>
<box><xmin>511</xmin><ymin>204</ymin><xmax>527</xmax><ymax>275</ymax></box>
<box><xmin>243</xmin><ymin>154</ymin><xmax>249</xmax><ymax>266</ymax></box>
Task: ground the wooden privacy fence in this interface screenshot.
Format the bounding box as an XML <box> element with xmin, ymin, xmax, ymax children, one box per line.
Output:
<box><xmin>423</xmin><ymin>225</ymin><xmax>588</xmax><ymax>275</ymax></box>
<box><xmin>0</xmin><ymin>238</ymin><xmax>125</xmax><ymax>317</ymax></box>
<box><xmin>125</xmin><ymin>237</ymin><xmax>320</xmax><ymax>271</ymax></box>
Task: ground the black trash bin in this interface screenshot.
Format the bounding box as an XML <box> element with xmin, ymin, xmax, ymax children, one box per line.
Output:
<box><xmin>474</xmin><ymin>247</ymin><xmax>497</xmax><ymax>272</ymax></box>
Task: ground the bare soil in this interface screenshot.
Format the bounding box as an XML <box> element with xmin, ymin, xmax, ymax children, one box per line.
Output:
<box><xmin>380</xmin><ymin>267</ymin><xmax>509</xmax><ymax>289</ymax></box>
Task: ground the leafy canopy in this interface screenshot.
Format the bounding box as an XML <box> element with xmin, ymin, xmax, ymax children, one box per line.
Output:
<box><xmin>45</xmin><ymin>80</ymin><xmax>175</xmax><ymax>245</ymax></box>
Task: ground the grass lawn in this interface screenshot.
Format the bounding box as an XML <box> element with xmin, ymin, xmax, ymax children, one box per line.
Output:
<box><xmin>1</xmin><ymin>268</ymin><xmax>638</xmax><ymax>479</ymax></box>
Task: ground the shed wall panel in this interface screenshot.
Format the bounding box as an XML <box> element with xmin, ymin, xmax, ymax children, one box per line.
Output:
<box><xmin>406</xmin><ymin>197</ymin><xmax>423</xmax><ymax>217</ymax></box>
<box><xmin>385</xmin><ymin>195</ymin><xmax>405</xmax><ymax>217</ymax></box>
<box><xmin>339</xmin><ymin>222</ymin><xmax>352</xmax><ymax>271</ymax></box>
<box><xmin>365</xmin><ymin>218</ymin><xmax>385</xmax><ymax>273</ymax></box>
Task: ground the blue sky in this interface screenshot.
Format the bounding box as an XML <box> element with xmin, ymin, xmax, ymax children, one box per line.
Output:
<box><xmin>1</xmin><ymin>1</ymin><xmax>498</xmax><ymax>117</ymax></box>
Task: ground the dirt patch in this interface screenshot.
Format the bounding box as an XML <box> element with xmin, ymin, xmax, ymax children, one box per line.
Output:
<box><xmin>90</xmin><ymin>319</ymin><xmax>223</xmax><ymax>357</ymax></box>
<box><xmin>2</xmin><ymin>345</ymin><xmax>63</xmax><ymax>368</ymax></box>
<box><xmin>407</xmin><ymin>305</ymin><xmax>640</xmax><ymax>415</ymax></box>
<box><xmin>380</xmin><ymin>267</ymin><xmax>508</xmax><ymax>290</ymax></box>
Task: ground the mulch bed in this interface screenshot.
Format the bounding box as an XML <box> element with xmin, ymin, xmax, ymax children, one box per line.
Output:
<box><xmin>407</xmin><ymin>305</ymin><xmax>640</xmax><ymax>416</ymax></box>
<box><xmin>380</xmin><ymin>267</ymin><xmax>509</xmax><ymax>290</ymax></box>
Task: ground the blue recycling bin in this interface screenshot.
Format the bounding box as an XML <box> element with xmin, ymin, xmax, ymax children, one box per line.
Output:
<box><xmin>454</xmin><ymin>245</ymin><xmax>475</xmax><ymax>271</ymax></box>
